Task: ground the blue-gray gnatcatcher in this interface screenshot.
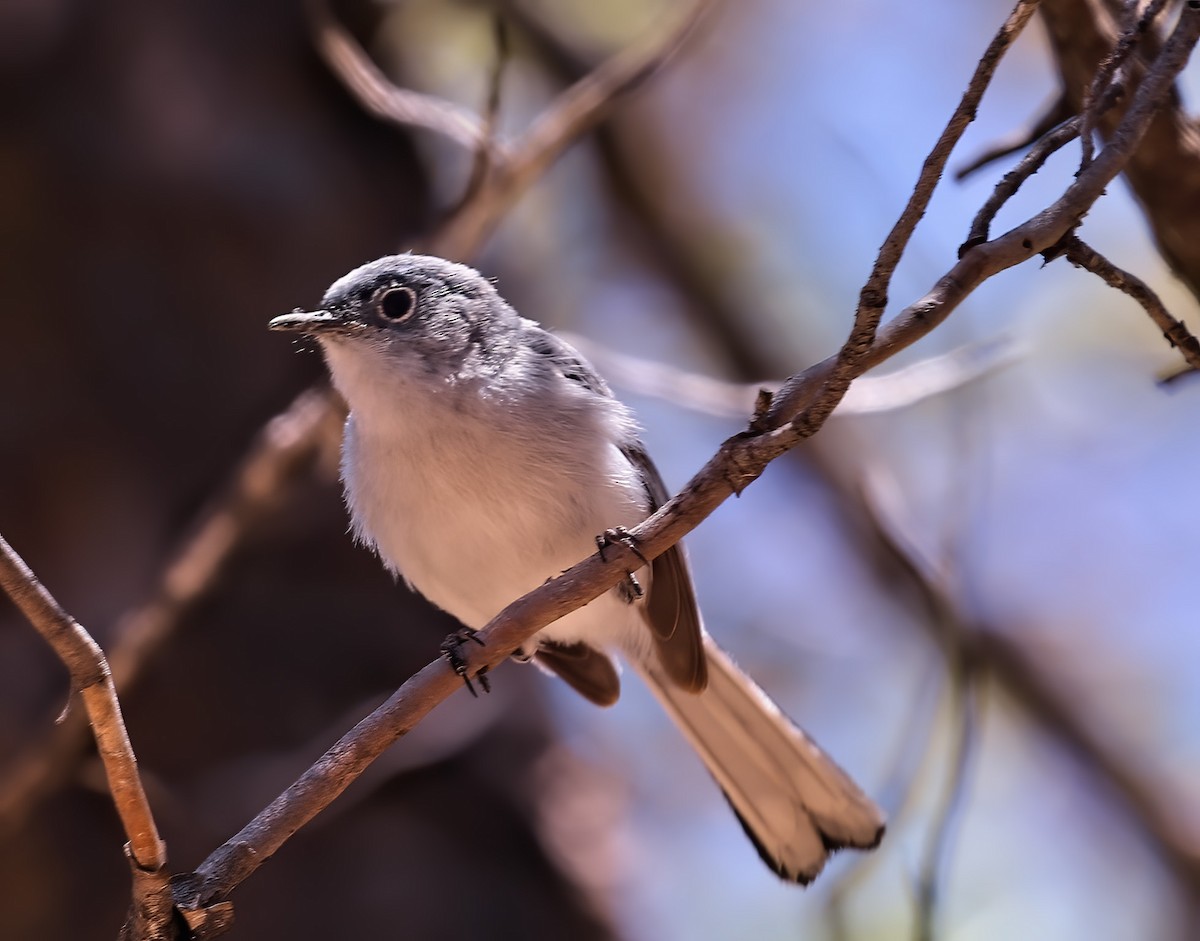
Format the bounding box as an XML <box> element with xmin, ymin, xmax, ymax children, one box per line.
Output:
<box><xmin>269</xmin><ymin>254</ymin><xmax>884</xmax><ymax>882</ymax></box>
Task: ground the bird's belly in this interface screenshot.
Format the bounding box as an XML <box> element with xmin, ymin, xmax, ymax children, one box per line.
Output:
<box><xmin>343</xmin><ymin>417</ymin><xmax>648</xmax><ymax>647</ymax></box>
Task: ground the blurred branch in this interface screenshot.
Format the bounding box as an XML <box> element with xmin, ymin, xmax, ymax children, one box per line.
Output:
<box><xmin>858</xmin><ymin>460</ymin><xmax>987</xmax><ymax>941</ymax></box>
<box><xmin>914</xmin><ymin>680</ymin><xmax>978</xmax><ymax>941</ymax></box>
<box><xmin>566</xmin><ymin>332</ymin><xmax>1018</xmax><ymax>419</ymax></box>
<box><xmin>452</xmin><ymin>16</ymin><xmax>511</xmax><ymax>216</ymax></box>
<box><xmin>825</xmin><ymin>663</ymin><xmax>945</xmax><ymax>940</ymax></box>
<box><xmin>863</xmin><ymin>464</ymin><xmax>1200</xmax><ymax>896</ymax></box>
<box><xmin>955</xmin><ymin>92</ymin><xmax>1073</xmax><ymax>180</ymax></box>
<box><xmin>308</xmin><ymin>0</ymin><xmax>496</xmax><ymax>154</ymax></box>
<box><xmin>767</xmin><ymin>1</ymin><xmax>1200</xmax><ymax>431</ymax></box>
<box><xmin>1059</xmin><ymin>235</ymin><xmax>1200</xmax><ymax>370</ymax></box>
<box><xmin>312</xmin><ymin>0</ymin><xmax>720</xmax><ymax>260</ymax></box>
<box><xmin>0</xmin><ymin>536</ymin><xmax>172</xmax><ymax>938</ymax></box>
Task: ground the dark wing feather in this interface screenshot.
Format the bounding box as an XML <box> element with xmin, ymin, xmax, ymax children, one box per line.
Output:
<box><xmin>620</xmin><ymin>443</ymin><xmax>708</xmax><ymax>693</ymax></box>
<box><xmin>526</xmin><ymin>326</ymin><xmax>707</xmax><ymax>694</ymax></box>
<box><xmin>535</xmin><ymin>641</ymin><xmax>621</xmax><ymax>707</ymax></box>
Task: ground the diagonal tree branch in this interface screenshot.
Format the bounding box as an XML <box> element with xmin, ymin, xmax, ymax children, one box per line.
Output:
<box><xmin>0</xmin><ymin>537</ymin><xmax>173</xmax><ymax>939</ymax></box>
<box><xmin>170</xmin><ymin>3</ymin><xmax>1200</xmax><ymax>923</ymax></box>
<box><xmin>768</xmin><ymin>0</ymin><xmax>1044</xmax><ymax>429</ymax></box>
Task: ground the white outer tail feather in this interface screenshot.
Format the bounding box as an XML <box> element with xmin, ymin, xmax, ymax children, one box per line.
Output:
<box><xmin>632</xmin><ymin>634</ymin><xmax>886</xmax><ymax>883</ymax></box>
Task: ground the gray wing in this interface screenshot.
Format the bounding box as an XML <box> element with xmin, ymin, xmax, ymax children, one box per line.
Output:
<box><xmin>620</xmin><ymin>442</ymin><xmax>708</xmax><ymax>693</ymax></box>
<box><xmin>521</xmin><ymin>324</ymin><xmax>613</xmax><ymax>396</ymax></box>
<box><xmin>524</xmin><ymin>324</ymin><xmax>707</xmax><ymax>693</ymax></box>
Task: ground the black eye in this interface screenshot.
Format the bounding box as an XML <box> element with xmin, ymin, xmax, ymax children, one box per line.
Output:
<box><xmin>378</xmin><ymin>286</ymin><xmax>416</xmax><ymax>322</ymax></box>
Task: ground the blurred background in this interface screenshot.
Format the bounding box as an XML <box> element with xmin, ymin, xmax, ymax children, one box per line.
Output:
<box><xmin>2</xmin><ymin>0</ymin><xmax>1199</xmax><ymax>938</ymax></box>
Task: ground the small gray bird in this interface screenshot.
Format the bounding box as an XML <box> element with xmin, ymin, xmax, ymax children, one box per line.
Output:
<box><xmin>270</xmin><ymin>253</ymin><xmax>884</xmax><ymax>882</ymax></box>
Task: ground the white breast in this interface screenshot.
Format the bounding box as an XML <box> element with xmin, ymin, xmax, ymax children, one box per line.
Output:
<box><xmin>325</xmin><ymin>338</ymin><xmax>650</xmax><ymax>652</ymax></box>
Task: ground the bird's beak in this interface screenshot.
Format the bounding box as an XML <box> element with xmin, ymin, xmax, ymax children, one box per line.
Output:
<box><xmin>268</xmin><ymin>308</ymin><xmax>346</xmax><ymax>334</ymax></box>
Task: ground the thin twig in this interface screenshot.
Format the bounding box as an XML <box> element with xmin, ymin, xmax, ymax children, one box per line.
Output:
<box><xmin>772</xmin><ymin>0</ymin><xmax>1044</xmax><ymax>432</ymax></box>
<box><xmin>306</xmin><ymin>0</ymin><xmax>496</xmax><ymax>155</ymax></box>
<box><xmin>566</xmin><ymin>333</ymin><xmax>1017</xmax><ymax>419</ymax></box>
<box><xmin>955</xmin><ymin>92</ymin><xmax>1075</xmax><ymax>180</ymax></box>
<box><xmin>963</xmin><ymin>114</ymin><xmax>1083</xmax><ymax>250</ymax></box>
<box><xmin>1059</xmin><ymin>235</ymin><xmax>1200</xmax><ymax>370</ymax></box>
<box><xmin>0</xmin><ymin>537</ymin><xmax>174</xmax><ymax>939</ymax></box>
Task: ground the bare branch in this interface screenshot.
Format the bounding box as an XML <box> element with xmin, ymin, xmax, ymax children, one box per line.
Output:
<box><xmin>963</xmin><ymin>114</ymin><xmax>1083</xmax><ymax>249</ymax></box>
<box><xmin>769</xmin><ymin>0</ymin><xmax>1200</xmax><ymax>429</ymax></box>
<box><xmin>849</xmin><ymin>1</ymin><xmax>1043</xmax><ymax>343</ymax></box>
<box><xmin>954</xmin><ymin>92</ymin><xmax>1074</xmax><ymax>180</ymax></box>
<box><xmin>429</xmin><ymin>0</ymin><xmax>720</xmax><ymax>260</ymax></box>
<box><xmin>566</xmin><ymin>333</ymin><xmax>1018</xmax><ymax>419</ymax></box>
<box><xmin>0</xmin><ymin>536</ymin><xmax>173</xmax><ymax>937</ymax></box>
<box><xmin>772</xmin><ymin>0</ymin><xmax>1044</xmax><ymax>433</ymax></box>
<box><xmin>0</xmin><ymin>537</ymin><xmax>165</xmax><ymax>870</ymax></box>
<box><xmin>1059</xmin><ymin>235</ymin><xmax>1200</xmax><ymax>370</ymax></box>
<box><xmin>306</xmin><ymin>0</ymin><xmax>495</xmax><ymax>155</ymax></box>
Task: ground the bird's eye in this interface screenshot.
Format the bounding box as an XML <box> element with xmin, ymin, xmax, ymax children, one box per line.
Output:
<box><xmin>378</xmin><ymin>286</ymin><xmax>416</xmax><ymax>322</ymax></box>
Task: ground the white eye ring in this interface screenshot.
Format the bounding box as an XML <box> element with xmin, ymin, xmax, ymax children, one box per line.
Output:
<box><xmin>378</xmin><ymin>286</ymin><xmax>417</xmax><ymax>322</ymax></box>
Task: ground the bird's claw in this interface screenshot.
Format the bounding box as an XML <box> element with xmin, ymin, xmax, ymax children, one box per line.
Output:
<box><xmin>440</xmin><ymin>627</ymin><xmax>491</xmax><ymax>697</ymax></box>
<box><xmin>597</xmin><ymin>527</ymin><xmax>648</xmax><ymax>605</ymax></box>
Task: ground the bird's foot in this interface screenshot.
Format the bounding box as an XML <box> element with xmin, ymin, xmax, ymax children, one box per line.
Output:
<box><xmin>597</xmin><ymin>527</ymin><xmax>647</xmax><ymax>604</ymax></box>
<box><xmin>440</xmin><ymin>627</ymin><xmax>491</xmax><ymax>697</ymax></box>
